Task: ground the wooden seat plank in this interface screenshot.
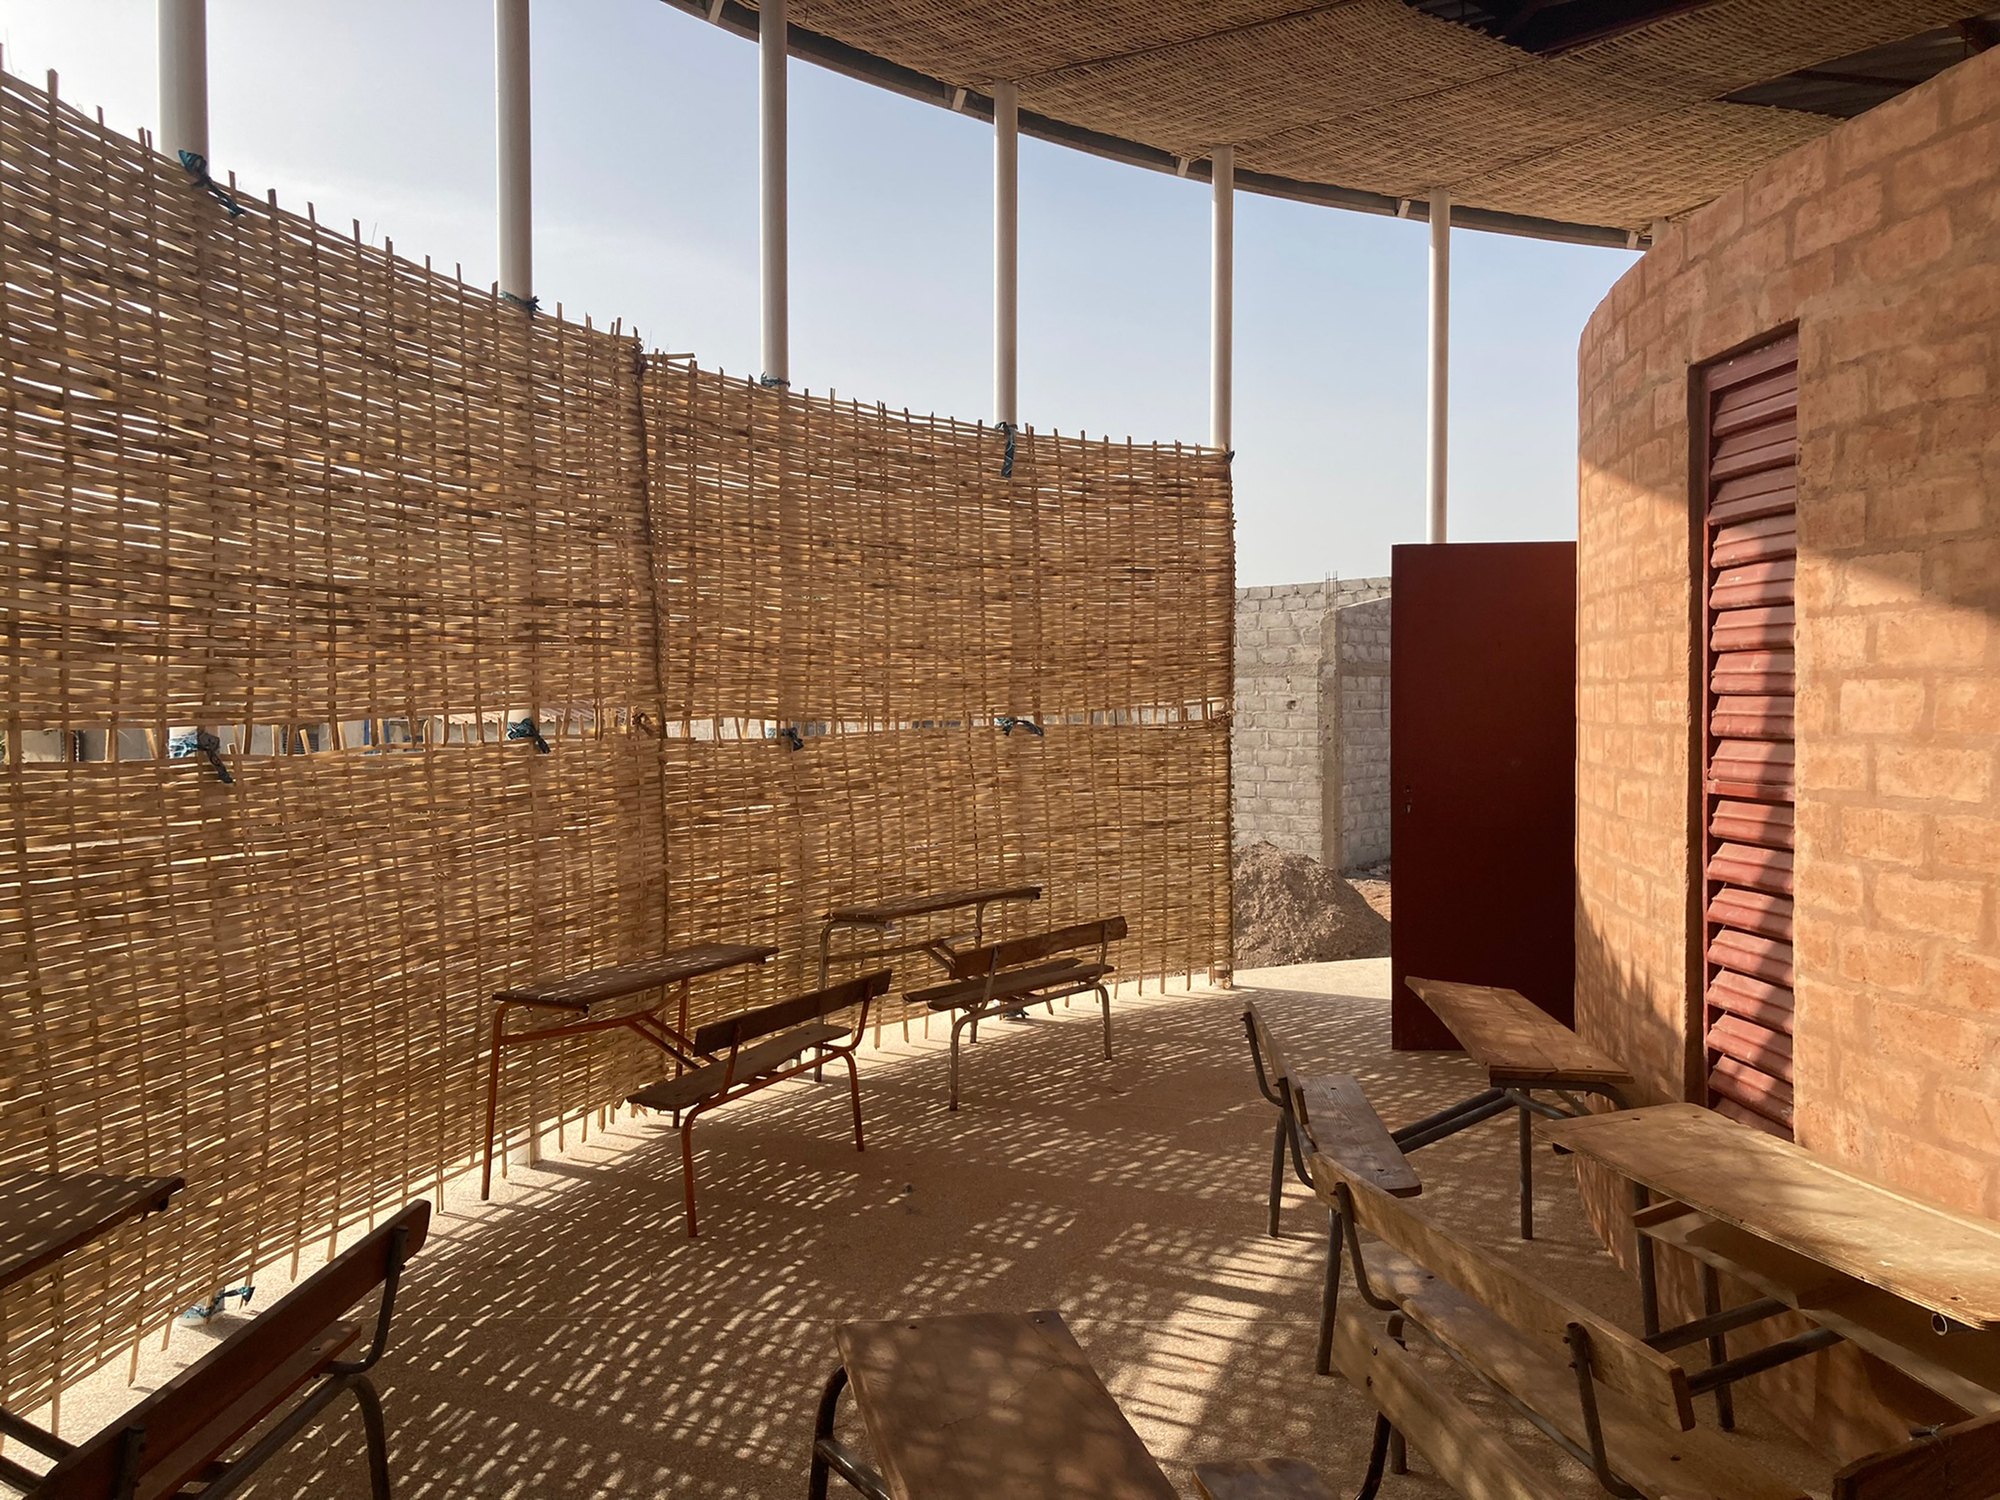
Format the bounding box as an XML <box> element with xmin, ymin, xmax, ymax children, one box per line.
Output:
<box><xmin>0</xmin><ymin>1173</ymin><xmax>185</xmax><ymax>1293</ymax></box>
<box><xmin>1538</xmin><ymin>1104</ymin><xmax>2000</xmax><ymax>1330</ymax></box>
<box><xmin>494</xmin><ymin>942</ymin><xmax>777</xmax><ymax>1010</ymax></box>
<box><xmin>1641</xmin><ymin>1205</ymin><xmax>2000</xmax><ymax>1416</ymax></box>
<box><xmin>1328</xmin><ymin>1305</ymin><xmax>1566</xmax><ymax>1500</ymax></box>
<box><xmin>626</xmin><ymin>1022</ymin><xmax>849</xmax><ymax>1113</ymax></box>
<box><xmin>1294</xmin><ymin>1076</ymin><xmax>1420</xmax><ymax>1199</ymax></box>
<box><xmin>834</xmin><ymin>1310</ymin><xmax>1177</xmax><ymax>1500</ymax></box>
<box><xmin>1404</xmin><ymin>978</ymin><xmax>1633</xmax><ymax>1090</ymax></box>
<box><xmin>1193</xmin><ymin>1456</ymin><xmax>1337</xmax><ymax>1500</ymax></box>
<box><xmin>908</xmin><ymin>959</ymin><xmax>1110</xmax><ymax>1011</ymax></box>
<box><xmin>823</xmin><ymin>885</ymin><xmax>1042</xmax><ymax>926</ymax></box>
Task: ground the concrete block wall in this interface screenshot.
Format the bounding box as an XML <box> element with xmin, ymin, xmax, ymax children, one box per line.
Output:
<box><xmin>1332</xmin><ymin>598</ymin><xmax>1392</xmax><ymax>869</ymax></box>
<box><xmin>1233</xmin><ymin>578</ymin><xmax>1391</xmax><ymax>869</ymax></box>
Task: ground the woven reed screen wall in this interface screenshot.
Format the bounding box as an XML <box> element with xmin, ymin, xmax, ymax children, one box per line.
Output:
<box><xmin>0</xmin><ymin>72</ymin><xmax>1230</xmax><ymax>1409</ymax></box>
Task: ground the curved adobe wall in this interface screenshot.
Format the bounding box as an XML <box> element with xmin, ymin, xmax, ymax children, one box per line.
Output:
<box><xmin>1575</xmin><ymin>45</ymin><xmax>2000</xmax><ymax>1455</ymax></box>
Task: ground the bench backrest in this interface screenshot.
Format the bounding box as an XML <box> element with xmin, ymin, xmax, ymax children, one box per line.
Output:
<box><xmin>34</xmin><ymin>1200</ymin><xmax>431</xmax><ymax>1499</ymax></box>
<box><xmin>1313</xmin><ymin>1155</ymin><xmax>1696</xmax><ymax>1432</ymax></box>
<box><xmin>1243</xmin><ymin>1002</ymin><xmax>1296</xmax><ymax>1103</ymax></box>
<box><xmin>691</xmin><ymin>970</ymin><xmax>892</xmax><ymax>1057</ymax></box>
<box><xmin>948</xmin><ymin>917</ymin><xmax>1126</xmax><ymax>981</ymax></box>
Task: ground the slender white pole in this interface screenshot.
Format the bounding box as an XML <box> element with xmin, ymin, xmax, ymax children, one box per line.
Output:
<box><xmin>760</xmin><ymin>0</ymin><xmax>789</xmax><ymax>385</ymax></box>
<box><xmin>993</xmin><ymin>82</ymin><xmax>1019</xmax><ymax>427</ymax></box>
<box><xmin>495</xmin><ymin>0</ymin><xmax>533</xmax><ymax>306</ymax></box>
<box><xmin>1427</xmin><ymin>187</ymin><xmax>1451</xmax><ymax>543</ymax></box>
<box><xmin>157</xmin><ymin>0</ymin><xmax>208</xmax><ymax>164</ymax></box>
<box><xmin>1211</xmin><ymin>144</ymin><xmax>1235</xmax><ymax>453</ymax></box>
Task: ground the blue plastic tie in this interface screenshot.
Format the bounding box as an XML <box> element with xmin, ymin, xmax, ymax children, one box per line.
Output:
<box><xmin>507</xmin><ymin>718</ymin><xmax>551</xmax><ymax>754</ymax></box>
<box><xmin>997</xmin><ymin>716</ymin><xmax>1043</xmax><ymax>737</ymax></box>
<box><xmin>176</xmin><ymin>150</ymin><xmax>245</xmax><ymax>218</ymax></box>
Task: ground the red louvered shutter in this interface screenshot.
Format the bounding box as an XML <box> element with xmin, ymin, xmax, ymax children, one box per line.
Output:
<box><xmin>1698</xmin><ymin>333</ymin><xmax>1798</xmax><ymax>1139</ymax></box>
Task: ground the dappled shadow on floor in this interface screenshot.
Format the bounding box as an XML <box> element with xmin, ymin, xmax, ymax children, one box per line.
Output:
<box><xmin>44</xmin><ymin>959</ymin><xmax>1833</xmax><ymax>1498</ymax></box>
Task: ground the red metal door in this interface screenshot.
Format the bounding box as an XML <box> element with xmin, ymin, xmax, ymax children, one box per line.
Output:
<box><xmin>1697</xmin><ymin>333</ymin><xmax>1799</xmax><ymax>1138</ymax></box>
<box><xmin>1390</xmin><ymin>542</ymin><xmax>1577</xmax><ymax>1050</ymax></box>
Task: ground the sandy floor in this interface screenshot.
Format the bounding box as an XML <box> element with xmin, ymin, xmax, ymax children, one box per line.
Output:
<box><xmin>27</xmin><ymin>960</ymin><xmax>1836</xmax><ymax>1498</ymax></box>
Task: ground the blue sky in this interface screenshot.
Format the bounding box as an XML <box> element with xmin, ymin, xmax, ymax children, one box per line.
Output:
<box><xmin>0</xmin><ymin>0</ymin><xmax>1638</xmax><ymax>584</ymax></box>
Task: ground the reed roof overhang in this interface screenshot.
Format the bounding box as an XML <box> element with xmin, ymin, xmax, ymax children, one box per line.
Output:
<box><xmin>664</xmin><ymin>0</ymin><xmax>1996</xmax><ymax>246</ymax></box>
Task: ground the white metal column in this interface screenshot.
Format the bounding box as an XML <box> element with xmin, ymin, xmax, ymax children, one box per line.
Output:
<box><xmin>993</xmin><ymin>82</ymin><xmax>1019</xmax><ymax>427</ymax></box>
<box><xmin>158</xmin><ymin>0</ymin><xmax>208</xmax><ymax>163</ymax></box>
<box><xmin>1427</xmin><ymin>187</ymin><xmax>1451</xmax><ymax>543</ymax></box>
<box><xmin>1211</xmin><ymin>145</ymin><xmax>1235</xmax><ymax>453</ymax></box>
<box><xmin>760</xmin><ymin>0</ymin><xmax>789</xmax><ymax>385</ymax></box>
<box><xmin>495</xmin><ymin>0</ymin><xmax>533</xmax><ymax>307</ymax></box>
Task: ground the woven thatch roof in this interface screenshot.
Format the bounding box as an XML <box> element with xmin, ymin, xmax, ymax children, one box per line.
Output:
<box><xmin>669</xmin><ymin>0</ymin><xmax>1980</xmax><ymax>241</ymax></box>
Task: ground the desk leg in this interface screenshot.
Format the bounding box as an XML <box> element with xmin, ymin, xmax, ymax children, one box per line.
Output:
<box><xmin>1633</xmin><ymin>1179</ymin><xmax>1659</xmax><ymax>1337</ymax></box>
<box><xmin>1518</xmin><ymin>1100</ymin><xmax>1535</xmax><ymax>1241</ymax></box>
<box><xmin>1700</xmin><ymin>1264</ymin><xmax>1736</xmax><ymax>1430</ymax></box>
<box><xmin>481</xmin><ymin>1012</ymin><xmax>507</xmax><ymax>1200</ymax></box>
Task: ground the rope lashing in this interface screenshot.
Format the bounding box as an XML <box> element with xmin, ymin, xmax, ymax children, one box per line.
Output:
<box><xmin>499</xmin><ymin>289</ymin><xmax>539</xmax><ymax>315</ymax></box>
<box><xmin>192</xmin><ymin>729</ymin><xmax>235</xmax><ymax>784</ymax></box>
<box><xmin>507</xmin><ymin>717</ymin><xmax>551</xmax><ymax>754</ymax></box>
<box><xmin>777</xmin><ymin>725</ymin><xmax>804</xmax><ymax>751</ymax></box>
<box><xmin>997</xmin><ymin>421</ymin><xmax>1017</xmax><ymax>478</ymax></box>
<box><xmin>176</xmin><ymin>150</ymin><xmax>245</xmax><ymax>218</ymax></box>
<box><xmin>997</xmin><ymin>716</ymin><xmax>1043</xmax><ymax>737</ymax></box>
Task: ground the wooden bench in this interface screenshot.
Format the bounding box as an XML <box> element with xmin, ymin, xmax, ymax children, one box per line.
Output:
<box><xmin>23</xmin><ymin>1201</ymin><xmax>429</xmax><ymax>1500</ymax></box>
<box><xmin>1243</xmin><ymin>1002</ymin><xmax>1421</xmax><ymax>1379</ymax></box>
<box><xmin>1311</xmin><ymin>1152</ymin><xmax>1810</xmax><ymax>1500</ymax></box>
<box><xmin>627</xmin><ymin>970</ymin><xmax>891</xmax><ymax>1238</ymax></box>
<box><xmin>905</xmin><ymin>917</ymin><xmax>1124</xmax><ymax>1110</ymax></box>
<box><xmin>1400</xmin><ymin>978</ymin><xmax>1636</xmax><ymax>1245</ymax></box>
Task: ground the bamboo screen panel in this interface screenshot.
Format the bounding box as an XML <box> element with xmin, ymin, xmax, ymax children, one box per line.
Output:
<box><xmin>0</xmin><ymin>70</ymin><xmax>1230</xmax><ymax>1411</ymax></box>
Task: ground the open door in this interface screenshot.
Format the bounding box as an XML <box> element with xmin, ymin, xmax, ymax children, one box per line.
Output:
<box><xmin>1390</xmin><ymin>542</ymin><xmax>1577</xmax><ymax>1050</ymax></box>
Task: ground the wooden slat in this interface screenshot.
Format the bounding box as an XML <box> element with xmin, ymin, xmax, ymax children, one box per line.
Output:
<box><xmin>494</xmin><ymin>943</ymin><xmax>778</xmax><ymax>1010</ymax></box>
<box><xmin>1711</xmin><ymin>695</ymin><xmax>1794</xmax><ymax>740</ymax></box>
<box><xmin>1707</xmin><ymin>1013</ymin><xmax>1794</xmax><ymax>1083</ymax></box>
<box><xmin>1643</xmin><ymin>1208</ymin><xmax>2000</xmax><ymax>1419</ymax></box>
<box><xmin>823</xmin><ymin>884</ymin><xmax>1042</xmax><ymax>925</ymax></box>
<box><xmin>1706</xmin><ymin>886</ymin><xmax>1793</xmax><ymax>940</ymax></box>
<box><xmin>1707</xmin><ymin>970</ymin><xmax>1794</xmax><ymax>1034</ymax></box>
<box><xmin>1328</xmin><ymin>1307</ymin><xmax>1566</xmax><ymax>1500</ymax></box>
<box><xmin>1710</xmin><ymin>425</ymin><xmax>1797</xmax><ymax>483</ymax></box>
<box><xmin>1709</xmin><ymin>799</ymin><xmax>1793</xmax><ymax>849</ymax></box>
<box><xmin>1539</xmin><ymin>1105</ymin><xmax>2000</xmax><ymax>1330</ymax></box>
<box><xmin>1404</xmin><ymin>977</ymin><xmax>1634</xmax><ymax>1090</ymax></box>
<box><xmin>1709</xmin><ymin>559</ymin><xmax>1795</xmax><ymax>611</ymax></box>
<box><xmin>1710</xmin><ymin>1055</ymin><xmax>1794</xmax><ymax>1128</ymax></box>
<box><xmin>1706</xmin><ymin>842</ymin><xmax>1794</xmax><ymax>896</ymax></box>
<box><xmin>834</xmin><ymin>1310</ymin><xmax>1178</xmax><ymax>1500</ymax></box>
<box><xmin>1711</xmin><ymin>650</ymin><xmax>1795</xmax><ymax>697</ymax></box>
<box><xmin>1707</xmin><ymin>929</ymin><xmax>1793</xmax><ymax>986</ymax></box>
<box><xmin>1312</xmin><ymin>1156</ymin><xmax>1694</xmax><ymax>1430</ymax></box>
<box><xmin>1711</xmin><ymin>605</ymin><xmax>1795</xmax><ymax>654</ymax></box>
<box><xmin>1705</xmin><ymin>337</ymin><xmax>1798</xmax><ymax>393</ymax></box>
<box><xmin>1709</xmin><ymin>466</ymin><xmax>1797</xmax><ymax>527</ymax></box>
<box><xmin>1711</xmin><ymin>515</ymin><xmax>1797</xmax><ymax>568</ymax></box>
<box><xmin>1293</xmin><ymin>1075</ymin><xmax>1421</xmax><ymax>1198</ymax></box>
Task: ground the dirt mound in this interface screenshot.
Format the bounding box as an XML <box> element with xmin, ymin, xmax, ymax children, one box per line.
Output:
<box><xmin>1233</xmin><ymin>842</ymin><xmax>1392</xmax><ymax>968</ymax></box>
